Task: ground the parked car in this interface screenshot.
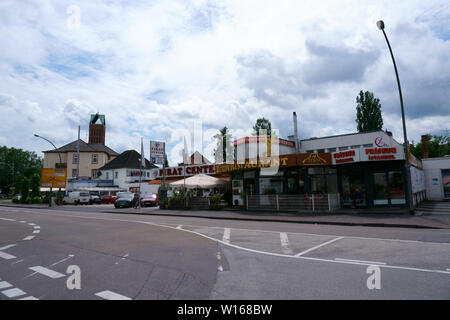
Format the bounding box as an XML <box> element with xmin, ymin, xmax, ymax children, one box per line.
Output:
<box><xmin>141</xmin><ymin>193</ymin><xmax>158</xmax><ymax>207</ymax></box>
<box><xmin>114</xmin><ymin>192</ymin><xmax>135</xmax><ymax>208</ymax></box>
<box><xmin>89</xmin><ymin>194</ymin><xmax>102</xmax><ymax>205</ymax></box>
<box><xmin>63</xmin><ymin>191</ymin><xmax>90</xmax><ymax>205</ymax></box>
<box><xmin>101</xmin><ymin>194</ymin><xmax>117</xmax><ymax>204</ymax></box>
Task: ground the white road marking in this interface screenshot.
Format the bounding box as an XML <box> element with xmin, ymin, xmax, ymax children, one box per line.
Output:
<box><xmin>335</xmin><ymin>258</ymin><xmax>387</xmax><ymax>265</ymax></box>
<box><xmin>28</xmin><ymin>223</ymin><xmax>36</xmax><ymax>226</ymax></box>
<box><xmin>0</xmin><ymin>217</ymin><xmax>16</xmax><ymax>222</ymax></box>
<box><xmin>33</xmin><ymin>230</ymin><xmax>40</xmax><ymax>234</ymax></box>
<box><xmin>176</xmin><ymin>225</ymin><xmax>183</xmax><ymax>229</ymax></box>
<box><xmin>19</xmin><ymin>221</ymin><xmax>26</xmax><ymax>223</ymax></box>
<box><xmin>2</xmin><ymin>288</ymin><xmax>26</xmax><ymax>298</ymax></box>
<box><xmin>50</xmin><ymin>254</ymin><xmax>74</xmax><ymax>267</ymax></box>
<box><xmin>0</xmin><ymin>244</ymin><xmax>16</xmax><ymax>251</ymax></box>
<box><xmin>280</xmin><ymin>232</ymin><xmax>293</xmax><ymax>255</ymax></box>
<box><xmin>28</xmin><ymin>266</ymin><xmax>65</xmax><ymax>279</ymax></box>
<box><xmin>222</xmin><ymin>228</ymin><xmax>230</xmax><ymax>244</ymax></box>
<box><xmin>0</xmin><ymin>281</ymin><xmax>13</xmax><ymax>289</ymax></box>
<box><xmin>19</xmin><ymin>296</ymin><xmax>39</xmax><ymax>300</ymax></box>
<box><xmin>95</xmin><ymin>290</ymin><xmax>132</xmax><ymax>300</ymax></box>
<box><xmin>6</xmin><ymin>209</ymin><xmax>450</xmax><ymax>276</ymax></box>
<box><xmin>23</xmin><ymin>236</ymin><xmax>35</xmax><ymax>241</ymax></box>
<box><xmin>217</xmin><ymin>252</ymin><xmax>224</xmax><ymax>272</ymax></box>
<box><xmin>115</xmin><ymin>253</ymin><xmax>129</xmax><ymax>265</ymax></box>
<box><xmin>294</xmin><ymin>237</ymin><xmax>344</xmax><ymax>257</ymax></box>
<box><xmin>0</xmin><ymin>251</ymin><xmax>16</xmax><ymax>260</ymax></box>
<box><xmin>11</xmin><ymin>259</ymin><xmax>24</xmax><ymax>265</ymax></box>
<box><xmin>33</xmin><ymin>226</ymin><xmax>40</xmax><ymax>229</ymax></box>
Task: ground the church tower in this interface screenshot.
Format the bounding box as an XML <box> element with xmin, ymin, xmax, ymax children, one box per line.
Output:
<box><xmin>89</xmin><ymin>113</ymin><xmax>106</xmax><ymax>145</ymax></box>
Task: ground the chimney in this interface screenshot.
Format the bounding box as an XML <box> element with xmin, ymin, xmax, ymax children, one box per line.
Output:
<box><xmin>293</xmin><ymin>112</ymin><xmax>299</xmax><ymax>153</ymax></box>
<box><xmin>421</xmin><ymin>135</ymin><xmax>429</xmax><ymax>159</ymax></box>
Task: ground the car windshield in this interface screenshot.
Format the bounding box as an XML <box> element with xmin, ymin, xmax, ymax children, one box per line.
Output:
<box><xmin>80</xmin><ymin>192</ymin><xmax>89</xmax><ymax>197</ymax></box>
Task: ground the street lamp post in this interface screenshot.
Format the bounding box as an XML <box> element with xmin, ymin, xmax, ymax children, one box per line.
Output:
<box><xmin>34</xmin><ymin>134</ymin><xmax>63</xmax><ymax>207</ymax></box>
<box><xmin>377</xmin><ymin>20</ymin><xmax>413</xmax><ymax>210</ymax></box>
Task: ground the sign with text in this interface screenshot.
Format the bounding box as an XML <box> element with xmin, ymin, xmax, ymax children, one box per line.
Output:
<box><xmin>41</xmin><ymin>168</ymin><xmax>66</xmax><ymax>188</ymax></box>
<box><xmin>332</xmin><ymin>149</ymin><xmax>360</xmax><ymax>165</ymax></box>
<box><xmin>157</xmin><ymin>164</ymin><xmax>216</xmax><ymax>178</ymax></box>
<box><xmin>150</xmin><ymin>141</ymin><xmax>165</xmax><ymax>165</ymax></box>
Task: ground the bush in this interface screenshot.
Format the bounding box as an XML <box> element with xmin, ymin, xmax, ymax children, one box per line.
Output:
<box><xmin>160</xmin><ymin>197</ymin><xmax>168</xmax><ymax>209</ymax></box>
<box><xmin>32</xmin><ymin>196</ymin><xmax>43</xmax><ymax>204</ymax></box>
<box><xmin>12</xmin><ymin>197</ymin><xmax>19</xmax><ymax>204</ymax></box>
<box><xmin>26</xmin><ymin>197</ymin><xmax>33</xmax><ymax>204</ymax></box>
<box><xmin>208</xmin><ymin>193</ymin><xmax>224</xmax><ymax>210</ymax></box>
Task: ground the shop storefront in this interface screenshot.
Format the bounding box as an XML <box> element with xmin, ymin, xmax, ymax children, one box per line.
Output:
<box><xmin>217</xmin><ymin>130</ymin><xmax>419</xmax><ymax>210</ymax></box>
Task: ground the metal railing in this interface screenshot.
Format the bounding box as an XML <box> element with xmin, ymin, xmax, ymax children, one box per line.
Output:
<box><xmin>246</xmin><ymin>194</ymin><xmax>341</xmax><ymax>213</ymax></box>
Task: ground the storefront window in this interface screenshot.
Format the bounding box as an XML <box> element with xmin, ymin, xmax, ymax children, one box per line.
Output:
<box><xmin>308</xmin><ymin>167</ymin><xmax>337</xmax><ymax>194</ymax></box>
<box><xmin>259</xmin><ymin>177</ymin><xmax>283</xmax><ymax>194</ymax></box>
<box><xmin>389</xmin><ymin>171</ymin><xmax>405</xmax><ymax>204</ymax></box>
<box><xmin>373</xmin><ymin>172</ymin><xmax>388</xmax><ymax>205</ymax></box>
<box><xmin>287</xmin><ymin>170</ymin><xmax>298</xmax><ymax>194</ymax></box>
<box><xmin>341</xmin><ymin>168</ymin><xmax>366</xmax><ymax>207</ymax></box>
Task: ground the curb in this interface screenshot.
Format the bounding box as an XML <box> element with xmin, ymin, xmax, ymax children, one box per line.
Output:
<box><xmin>101</xmin><ymin>210</ymin><xmax>444</xmax><ymax>229</ymax></box>
<box><xmin>0</xmin><ymin>203</ymin><xmax>446</xmax><ymax>229</ymax></box>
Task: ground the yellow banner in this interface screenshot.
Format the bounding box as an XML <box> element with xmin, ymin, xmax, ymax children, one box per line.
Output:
<box><xmin>41</xmin><ymin>168</ymin><xmax>66</xmax><ymax>188</ymax></box>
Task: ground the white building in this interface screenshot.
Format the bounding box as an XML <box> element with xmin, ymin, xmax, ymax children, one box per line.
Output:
<box><xmin>422</xmin><ymin>157</ymin><xmax>450</xmax><ymax>200</ymax></box>
<box><xmin>99</xmin><ymin>150</ymin><xmax>159</xmax><ymax>194</ymax></box>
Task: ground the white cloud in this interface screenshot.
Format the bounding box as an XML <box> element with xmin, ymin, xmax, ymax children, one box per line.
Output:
<box><xmin>0</xmin><ymin>0</ymin><xmax>449</xmax><ymax>163</ymax></box>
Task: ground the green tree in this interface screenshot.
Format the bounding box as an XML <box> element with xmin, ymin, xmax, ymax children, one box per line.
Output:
<box><xmin>213</xmin><ymin>127</ymin><xmax>234</xmax><ymax>163</ymax></box>
<box><xmin>252</xmin><ymin>118</ymin><xmax>272</xmax><ymax>137</ymax></box>
<box><xmin>355</xmin><ymin>90</ymin><xmax>384</xmax><ymax>132</ymax></box>
<box><xmin>30</xmin><ymin>173</ymin><xmax>41</xmax><ymax>198</ymax></box>
<box><xmin>0</xmin><ymin>146</ymin><xmax>42</xmax><ymax>195</ymax></box>
<box><xmin>410</xmin><ymin>134</ymin><xmax>450</xmax><ymax>159</ymax></box>
<box><xmin>21</xmin><ymin>176</ymin><xmax>29</xmax><ymax>202</ymax></box>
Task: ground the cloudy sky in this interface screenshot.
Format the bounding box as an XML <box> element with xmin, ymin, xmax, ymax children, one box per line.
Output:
<box><xmin>1</xmin><ymin>0</ymin><xmax>449</xmax><ymax>165</ymax></box>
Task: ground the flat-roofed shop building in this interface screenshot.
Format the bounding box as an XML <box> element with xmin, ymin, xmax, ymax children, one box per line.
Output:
<box><xmin>218</xmin><ymin>130</ymin><xmax>425</xmax><ymax>210</ymax></box>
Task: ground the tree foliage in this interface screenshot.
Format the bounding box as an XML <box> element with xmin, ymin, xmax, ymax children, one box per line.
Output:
<box><xmin>253</xmin><ymin>118</ymin><xmax>272</xmax><ymax>137</ymax></box>
<box><xmin>0</xmin><ymin>146</ymin><xmax>43</xmax><ymax>195</ymax></box>
<box><xmin>355</xmin><ymin>90</ymin><xmax>384</xmax><ymax>132</ymax></box>
<box><xmin>213</xmin><ymin>127</ymin><xmax>234</xmax><ymax>164</ymax></box>
<box><xmin>410</xmin><ymin>134</ymin><xmax>450</xmax><ymax>159</ymax></box>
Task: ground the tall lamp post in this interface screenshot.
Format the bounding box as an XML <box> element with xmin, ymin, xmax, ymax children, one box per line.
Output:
<box><xmin>34</xmin><ymin>134</ymin><xmax>63</xmax><ymax>207</ymax></box>
<box><xmin>376</xmin><ymin>20</ymin><xmax>413</xmax><ymax>210</ymax></box>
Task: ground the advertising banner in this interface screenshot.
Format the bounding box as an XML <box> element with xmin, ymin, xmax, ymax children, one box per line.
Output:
<box><xmin>41</xmin><ymin>168</ymin><xmax>66</xmax><ymax>188</ymax></box>
<box><xmin>150</xmin><ymin>141</ymin><xmax>165</xmax><ymax>165</ymax></box>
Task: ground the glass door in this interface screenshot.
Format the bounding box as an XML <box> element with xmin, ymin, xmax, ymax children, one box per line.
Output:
<box><xmin>373</xmin><ymin>172</ymin><xmax>389</xmax><ymax>205</ymax></box>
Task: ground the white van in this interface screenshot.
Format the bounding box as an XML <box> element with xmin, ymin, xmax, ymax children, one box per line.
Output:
<box><xmin>63</xmin><ymin>191</ymin><xmax>90</xmax><ymax>205</ymax></box>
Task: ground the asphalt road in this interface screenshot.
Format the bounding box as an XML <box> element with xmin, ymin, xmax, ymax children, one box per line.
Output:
<box><xmin>1</xmin><ymin>205</ymin><xmax>450</xmax><ymax>300</ymax></box>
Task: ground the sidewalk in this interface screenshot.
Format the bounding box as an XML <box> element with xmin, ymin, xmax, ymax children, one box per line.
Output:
<box><xmin>105</xmin><ymin>206</ymin><xmax>450</xmax><ymax>229</ymax></box>
<box><xmin>1</xmin><ymin>200</ymin><xmax>449</xmax><ymax>229</ymax></box>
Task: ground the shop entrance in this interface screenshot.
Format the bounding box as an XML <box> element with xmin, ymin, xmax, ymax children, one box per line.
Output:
<box><xmin>243</xmin><ymin>179</ymin><xmax>255</xmax><ymax>196</ymax></box>
<box><xmin>370</xmin><ymin>170</ymin><xmax>406</xmax><ymax>206</ymax></box>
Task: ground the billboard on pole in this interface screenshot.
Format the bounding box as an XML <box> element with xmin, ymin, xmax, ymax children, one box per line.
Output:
<box><xmin>150</xmin><ymin>141</ymin><xmax>165</xmax><ymax>165</ymax></box>
<box><xmin>41</xmin><ymin>168</ymin><xmax>66</xmax><ymax>188</ymax></box>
